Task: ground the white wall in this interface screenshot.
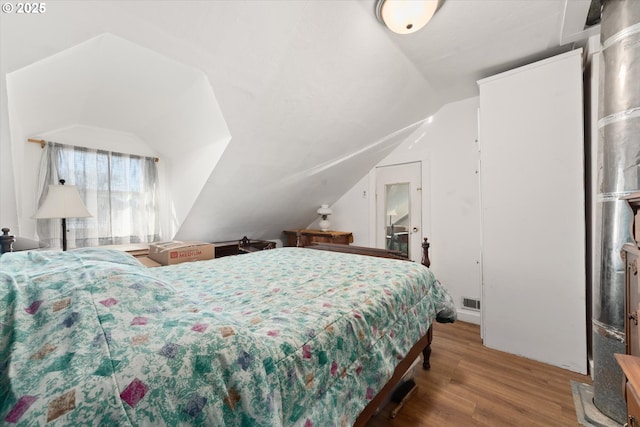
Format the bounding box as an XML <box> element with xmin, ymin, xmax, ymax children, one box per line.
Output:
<box><xmin>308</xmin><ymin>176</ymin><xmax>370</xmax><ymax>246</ymax></box>
<box><xmin>327</xmin><ymin>97</ymin><xmax>482</xmax><ymax>323</ymax></box>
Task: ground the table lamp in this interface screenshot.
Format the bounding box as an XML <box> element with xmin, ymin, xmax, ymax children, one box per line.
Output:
<box><xmin>317</xmin><ymin>204</ymin><xmax>333</xmax><ymax>232</ymax></box>
<box><xmin>33</xmin><ymin>179</ymin><xmax>92</xmax><ymax>251</ymax></box>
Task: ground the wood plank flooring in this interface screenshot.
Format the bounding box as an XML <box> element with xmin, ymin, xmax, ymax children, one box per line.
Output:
<box><xmin>366</xmin><ymin>321</ymin><xmax>592</xmax><ymax>427</ymax></box>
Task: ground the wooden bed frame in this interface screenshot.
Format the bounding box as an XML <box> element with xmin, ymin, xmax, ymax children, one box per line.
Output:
<box><xmin>1</xmin><ymin>227</ymin><xmax>437</xmax><ymax>425</ymax></box>
<box><xmin>0</xmin><ymin>228</ymin><xmax>15</xmax><ymax>254</ymax></box>
<box><xmin>301</xmin><ymin>235</ymin><xmax>434</xmax><ymax>426</ymax></box>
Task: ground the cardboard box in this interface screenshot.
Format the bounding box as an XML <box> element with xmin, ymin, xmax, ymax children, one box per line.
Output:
<box><xmin>148</xmin><ymin>241</ymin><xmax>214</xmax><ymax>266</ymax></box>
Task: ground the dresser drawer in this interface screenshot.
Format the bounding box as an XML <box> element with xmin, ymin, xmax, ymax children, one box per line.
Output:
<box><xmin>627</xmin><ymin>381</ymin><xmax>640</xmax><ymax>427</ymax></box>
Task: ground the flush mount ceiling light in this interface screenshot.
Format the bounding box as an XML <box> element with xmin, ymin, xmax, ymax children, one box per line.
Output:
<box><xmin>375</xmin><ymin>0</ymin><xmax>440</xmax><ymax>35</ymax></box>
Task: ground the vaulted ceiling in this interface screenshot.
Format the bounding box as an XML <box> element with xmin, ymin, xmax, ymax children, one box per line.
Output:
<box><xmin>0</xmin><ymin>1</ymin><xmax>597</xmax><ymax>241</ymax></box>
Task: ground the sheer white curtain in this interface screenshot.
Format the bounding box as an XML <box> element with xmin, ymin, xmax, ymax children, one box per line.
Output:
<box><xmin>36</xmin><ymin>142</ymin><xmax>160</xmax><ymax>249</ymax></box>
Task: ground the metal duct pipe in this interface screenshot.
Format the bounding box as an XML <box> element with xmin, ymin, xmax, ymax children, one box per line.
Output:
<box><xmin>594</xmin><ymin>0</ymin><xmax>640</xmax><ymax>422</ymax></box>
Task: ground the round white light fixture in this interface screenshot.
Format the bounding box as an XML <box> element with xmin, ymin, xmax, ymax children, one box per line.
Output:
<box><xmin>375</xmin><ymin>0</ymin><xmax>439</xmax><ymax>35</ymax></box>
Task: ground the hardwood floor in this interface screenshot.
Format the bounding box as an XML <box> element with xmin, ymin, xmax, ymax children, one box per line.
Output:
<box><xmin>366</xmin><ymin>321</ymin><xmax>592</xmax><ymax>427</ymax></box>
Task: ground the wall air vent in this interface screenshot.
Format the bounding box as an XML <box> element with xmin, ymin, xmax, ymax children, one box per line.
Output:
<box><xmin>462</xmin><ymin>297</ymin><xmax>481</xmax><ymax>311</ymax></box>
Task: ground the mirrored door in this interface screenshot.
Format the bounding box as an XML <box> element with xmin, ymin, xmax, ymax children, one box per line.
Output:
<box><xmin>375</xmin><ymin>162</ymin><xmax>422</xmax><ymax>261</ymax></box>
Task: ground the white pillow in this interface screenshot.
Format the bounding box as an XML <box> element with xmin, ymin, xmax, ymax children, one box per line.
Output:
<box><xmin>12</xmin><ymin>237</ymin><xmax>49</xmax><ymax>251</ymax></box>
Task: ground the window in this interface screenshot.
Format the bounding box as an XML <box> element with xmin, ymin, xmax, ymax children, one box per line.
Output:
<box><xmin>37</xmin><ymin>142</ymin><xmax>160</xmax><ymax>249</ymax></box>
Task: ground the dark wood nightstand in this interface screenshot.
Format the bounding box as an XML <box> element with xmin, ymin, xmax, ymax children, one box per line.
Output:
<box><xmin>212</xmin><ymin>236</ymin><xmax>275</xmax><ymax>258</ymax></box>
<box><xmin>283</xmin><ymin>229</ymin><xmax>353</xmax><ymax>247</ymax></box>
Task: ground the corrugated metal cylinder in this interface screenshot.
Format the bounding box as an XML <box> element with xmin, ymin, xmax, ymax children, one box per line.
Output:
<box><xmin>593</xmin><ymin>0</ymin><xmax>640</xmax><ymax>422</ymax></box>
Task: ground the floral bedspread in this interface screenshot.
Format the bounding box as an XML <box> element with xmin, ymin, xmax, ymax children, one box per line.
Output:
<box><xmin>0</xmin><ymin>247</ymin><xmax>455</xmax><ymax>426</ymax></box>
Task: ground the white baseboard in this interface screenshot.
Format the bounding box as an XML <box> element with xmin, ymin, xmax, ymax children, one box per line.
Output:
<box><xmin>456</xmin><ymin>308</ymin><xmax>481</xmax><ymax>325</ymax></box>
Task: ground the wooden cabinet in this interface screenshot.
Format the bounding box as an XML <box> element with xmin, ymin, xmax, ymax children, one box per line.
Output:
<box><xmin>629</xmin><ymin>381</ymin><xmax>640</xmax><ymax>427</ymax></box>
<box><xmin>615</xmin><ymin>354</ymin><xmax>640</xmax><ymax>426</ymax></box>
<box><xmin>623</xmin><ymin>192</ymin><xmax>640</xmax><ymax>246</ymax></box>
<box><xmin>619</xmin><ymin>194</ymin><xmax>640</xmax><ymax>425</ymax></box>
<box><xmin>283</xmin><ymin>229</ymin><xmax>353</xmax><ymax>247</ymax></box>
<box><xmin>623</xmin><ymin>192</ymin><xmax>640</xmax><ymax>357</ymax></box>
<box><xmin>624</xmin><ymin>244</ymin><xmax>640</xmax><ymax>357</ymax></box>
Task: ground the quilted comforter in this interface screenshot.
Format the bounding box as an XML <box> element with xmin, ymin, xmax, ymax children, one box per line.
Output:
<box><xmin>0</xmin><ymin>247</ymin><xmax>455</xmax><ymax>426</ymax></box>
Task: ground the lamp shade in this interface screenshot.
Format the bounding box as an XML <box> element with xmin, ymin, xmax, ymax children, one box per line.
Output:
<box><xmin>376</xmin><ymin>0</ymin><xmax>439</xmax><ymax>35</ymax></box>
<box><xmin>33</xmin><ymin>184</ymin><xmax>92</xmax><ymax>219</ymax></box>
<box><xmin>317</xmin><ymin>204</ymin><xmax>333</xmax><ymax>216</ymax></box>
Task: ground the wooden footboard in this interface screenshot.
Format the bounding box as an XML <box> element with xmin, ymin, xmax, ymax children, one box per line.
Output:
<box><xmin>306</xmin><ymin>242</ymin><xmax>409</xmax><ymax>260</ymax></box>
<box><xmin>304</xmin><ymin>236</ymin><xmax>431</xmax><ymax>268</ymax></box>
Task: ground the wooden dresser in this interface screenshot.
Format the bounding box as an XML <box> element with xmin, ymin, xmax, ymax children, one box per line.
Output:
<box><xmin>624</xmin><ymin>243</ymin><xmax>640</xmax><ymax>357</ymax></box>
<box><xmin>616</xmin><ymin>354</ymin><xmax>640</xmax><ymax>427</ymax></box>
<box><xmin>283</xmin><ymin>229</ymin><xmax>353</xmax><ymax>247</ymax></box>
<box><xmin>617</xmin><ymin>192</ymin><xmax>640</xmax><ymax>425</ymax></box>
<box><xmin>623</xmin><ymin>192</ymin><xmax>640</xmax><ymax>356</ymax></box>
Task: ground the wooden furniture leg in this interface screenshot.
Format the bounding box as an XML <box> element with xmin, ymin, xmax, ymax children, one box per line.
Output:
<box><xmin>422</xmin><ymin>325</ymin><xmax>433</xmax><ymax>369</ymax></box>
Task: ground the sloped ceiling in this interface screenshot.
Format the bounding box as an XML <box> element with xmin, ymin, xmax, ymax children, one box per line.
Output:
<box><xmin>6</xmin><ymin>34</ymin><xmax>226</xmax><ymax>154</ymax></box>
<box><xmin>0</xmin><ymin>0</ymin><xmax>596</xmax><ymax>242</ymax></box>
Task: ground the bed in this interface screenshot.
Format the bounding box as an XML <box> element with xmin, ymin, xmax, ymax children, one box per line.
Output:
<box><xmin>0</xmin><ymin>235</ymin><xmax>455</xmax><ymax>426</ymax></box>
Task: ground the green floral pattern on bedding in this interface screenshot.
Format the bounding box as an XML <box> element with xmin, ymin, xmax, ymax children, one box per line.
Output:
<box><xmin>0</xmin><ymin>247</ymin><xmax>455</xmax><ymax>426</ymax></box>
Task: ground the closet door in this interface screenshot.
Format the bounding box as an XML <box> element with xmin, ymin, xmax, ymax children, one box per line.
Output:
<box><xmin>478</xmin><ymin>50</ymin><xmax>586</xmax><ymax>374</ymax></box>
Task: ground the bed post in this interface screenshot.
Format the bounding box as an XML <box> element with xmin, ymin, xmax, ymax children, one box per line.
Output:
<box><xmin>1</xmin><ymin>228</ymin><xmax>15</xmax><ymax>254</ymax></box>
<box><xmin>421</xmin><ymin>237</ymin><xmax>432</xmax><ymax>369</ymax></box>
<box><xmin>422</xmin><ymin>325</ymin><xmax>433</xmax><ymax>369</ymax></box>
<box><xmin>421</xmin><ymin>237</ymin><xmax>431</xmax><ymax>268</ymax></box>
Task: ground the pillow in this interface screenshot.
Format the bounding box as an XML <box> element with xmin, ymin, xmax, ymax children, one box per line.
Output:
<box><xmin>12</xmin><ymin>236</ymin><xmax>49</xmax><ymax>251</ymax></box>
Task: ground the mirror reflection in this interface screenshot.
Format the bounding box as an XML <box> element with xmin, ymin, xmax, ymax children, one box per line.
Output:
<box><xmin>385</xmin><ymin>182</ymin><xmax>410</xmax><ymax>258</ymax></box>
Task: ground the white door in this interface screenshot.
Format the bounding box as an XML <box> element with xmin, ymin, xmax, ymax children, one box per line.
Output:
<box><xmin>376</xmin><ymin>162</ymin><xmax>422</xmax><ymax>262</ymax></box>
